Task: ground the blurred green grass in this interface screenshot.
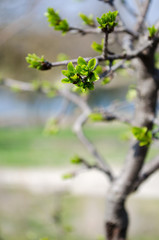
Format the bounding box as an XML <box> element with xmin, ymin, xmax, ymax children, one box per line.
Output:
<box><xmin>0</xmin><ymin>187</ymin><xmax>158</xmax><ymax>240</ymax></box>
<box><xmin>0</xmin><ymin>123</ymin><xmax>158</xmax><ymax>167</ymax></box>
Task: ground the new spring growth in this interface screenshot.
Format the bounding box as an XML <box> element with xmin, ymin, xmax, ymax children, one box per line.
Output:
<box><xmin>148</xmin><ymin>25</ymin><xmax>157</xmax><ymax>39</ymax></box>
<box><xmin>132</xmin><ymin>126</ymin><xmax>152</xmax><ymax>146</ymax></box>
<box><xmin>79</xmin><ymin>13</ymin><xmax>95</xmax><ymax>27</ymax></box>
<box><xmin>61</xmin><ymin>57</ymin><xmax>99</xmax><ymax>91</ymax></box>
<box><xmin>26</xmin><ymin>54</ymin><xmax>52</xmax><ymax>70</ymax></box>
<box><xmin>97</xmin><ymin>11</ymin><xmax>118</xmax><ymax>33</ymax></box>
<box><xmin>45</xmin><ymin>8</ymin><xmax>69</xmax><ymax>34</ymax></box>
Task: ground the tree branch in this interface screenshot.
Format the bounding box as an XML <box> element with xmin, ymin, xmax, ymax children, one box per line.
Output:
<box><xmin>76</xmin><ymin>157</ymin><xmax>113</xmax><ymax>175</ymax></box>
<box><xmin>99</xmin><ymin>59</ymin><xmax>125</xmax><ymax>80</ymax></box>
<box><xmin>114</xmin><ymin>27</ymin><xmax>139</xmax><ymax>38</ymax></box>
<box><xmin>0</xmin><ymin>78</ymin><xmax>35</xmax><ymax>92</ymax></box>
<box><xmin>135</xmin><ymin>0</ymin><xmax>152</xmax><ymax>32</ymax></box>
<box><xmin>73</xmin><ymin>110</ymin><xmax>114</xmax><ymax>181</ymax></box>
<box><xmin>133</xmin><ymin>155</ymin><xmax>159</xmax><ymax>191</ymax></box>
<box><xmin>68</xmin><ymin>27</ymin><xmax>100</xmax><ymax>35</ymax></box>
<box><xmin>103</xmin><ymin>31</ymin><xmax>109</xmax><ymax>59</ymax></box>
<box><xmin>56</xmin><ymin>89</ymin><xmax>114</xmax><ymax>181</ymax></box>
<box><xmin>0</xmin><ymin>77</ymin><xmax>114</xmax><ymax>181</ymax></box>
<box><xmin>38</xmin><ymin>37</ymin><xmax>157</xmax><ymax>70</ymax></box>
<box><xmin>98</xmin><ymin>109</ymin><xmax>132</xmax><ymax>125</ymax></box>
<box><xmin>98</xmin><ymin>0</ymin><xmax>114</xmax><ymax>6</ymax></box>
<box><xmin>50</xmin><ymin>55</ymin><xmax>104</xmax><ymax>68</ymax></box>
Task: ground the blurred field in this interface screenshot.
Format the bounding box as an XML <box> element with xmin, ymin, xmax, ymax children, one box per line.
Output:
<box><xmin>0</xmin><ymin>123</ymin><xmax>158</xmax><ymax>167</ymax></box>
<box><xmin>0</xmin><ymin>186</ymin><xmax>158</xmax><ymax>240</ymax></box>
<box><xmin>0</xmin><ymin>123</ymin><xmax>159</xmax><ymax>239</ymax></box>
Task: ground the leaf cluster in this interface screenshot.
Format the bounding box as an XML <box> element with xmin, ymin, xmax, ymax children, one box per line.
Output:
<box><xmin>132</xmin><ymin>126</ymin><xmax>152</xmax><ymax>146</ymax></box>
<box><xmin>26</xmin><ymin>54</ymin><xmax>52</xmax><ymax>70</ymax></box>
<box><xmin>148</xmin><ymin>25</ymin><xmax>157</xmax><ymax>39</ymax></box>
<box><xmin>45</xmin><ymin>8</ymin><xmax>69</xmax><ymax>34</ymax></box>
<box><xmin>62</xmin><ymin>57</ymin><xmax>99</xmax><ymax>91</ymax></box>
<box><xmin>26</xmin><ymin>54</ymin><xmax>45</xmax><ymax>70</ymax></box>
<box><xmin>79</xmin><ymin>13</ymin><xmax>95</xmax><ymax>27</ymax></box>
<box><xmin>97</xmin><ymin>11</ymin><xmax>118</xmax><ymax>33</ymax></box>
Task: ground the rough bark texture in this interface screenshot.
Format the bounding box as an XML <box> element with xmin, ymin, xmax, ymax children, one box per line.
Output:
<box><xmin>105</xmin><ymin>52</ymin><xmax>158</xmax><ymax>240</ymax></box>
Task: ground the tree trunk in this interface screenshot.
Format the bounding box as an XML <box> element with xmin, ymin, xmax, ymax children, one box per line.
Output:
<box><xmin>104</xmin><ymin>54</ymin><xmax>158</xmax><ymax>240</ymax></box>
<box><xmin>105</xmin><ymin>185</ymin><xmax>129</xmax><ymax>240</ymax></box>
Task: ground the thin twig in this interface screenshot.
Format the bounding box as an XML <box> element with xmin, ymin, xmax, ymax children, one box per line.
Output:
<box><xmin>50</xmin><ymin>56</ymin><xmax>104</xmax><ymax>68</ymax></box>
<box><xmin>69</xmin><ymin>27</ymin><xmax>100</xmax><ymax>35</ymax></box>
<box><xmin>78</xmin><ymin>157</ymin><xmax>113</xmax><ymax>175</ymax></box>
<box><xmin>46</xmin><ymin>37</ymin><xmax>158</xmax><ymax>69</ymax></box>
<box><xmin>69</xmin><ymin>26</ymin><xmax>138</xmax><ymax>38</ymax></box>
<box><xmin>99</xmin><ymin>60</ymin><xmax>125</xmax><ymax>80</ymax></box>
<box><xmin>114</xmin><ymin>27</ymin><xmax>139</xmax><ymax>38</ymax></box>
<box><xmin>103</xmin><ymin>32</ymin><xmax>109</xmax><ymax>59</ymax></box>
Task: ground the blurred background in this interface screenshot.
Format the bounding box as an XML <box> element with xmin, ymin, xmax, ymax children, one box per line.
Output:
<box><xmin>0</xmin><ymin>0</ymin><xmax>159</xmax><ymax>240</ymax></box>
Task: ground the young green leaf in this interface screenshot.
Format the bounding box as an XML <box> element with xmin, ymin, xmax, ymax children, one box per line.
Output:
<box><xmin>61</xmin><ymin>57</ymin><xmax>99</xmax><ymax>91</ymax></box>
<box><xmin>87</xmin><ymin>58</ymin><xmax>96</xmax><ymax>70</ymax></box>
<box><xmin>62</xmin><ymin>173</ymin><xmax>74</xmax><ymax>179</ymax></box>
<box><xmin>61</xmin><ymin>78</ymin><xmax>71</xmax><ymax>83</ymax></box>
<box><xmin>89</xmin><ymin>113</ymin><xmax>103</xmax><ymax>121</ymax></box>
<box><xmin>67</xmin><ymin>62</ymin><xmax>75</xmax><ymax>73</ymax></box>
<box><xmin>77</xmin><ymin>56</ymin><xmax>87</xmax><ymax>66</ymax></box>
<box><xmin>79</xmin><ymin>13</ymin><xmax>95</xmax><ymax>27</ymax></box>
<box><xmin>148</xmin><ymin>25</ymin><xmax>157</xmax><ymax>38</ymax></box>
<box><xmin>132</xmin><ymin>126</ymin><xmax>152</xmax><ymax>146</ymax></box>
<box><xmin>26</xmin><ymin>54</ymin><xmax>45</xmax><ymax>70</ymax></box>
<box><xmin>45</xmin><ymin>8</ymin><xmax>60</xmax><ymax>26</ymax></box>
<box><xmin>45</xmin><ymin>8</ymin><xmax>69</xmax><ymax>34</ymax></box>
<box><xmin>97</xmin><ymin>11</ymin><xmax>118</xmax><ymax>32</ymax></box>
<box><xmin>62</xmin><ymin>70</ymin><xmax>70</xmax><ymax>77</ymax></box>
<box><xmin>91</xmin><ymin>40</ymin><xmax>104</xmax><ymax>53</ymax></box>
<box><xmin>101</xmin><ymin>77</ymin><xmax>110</xmax><ymax>85</ymax></box>
<box><xmin>26</xmin><ymin>53</ymin><xmax>52</xmax><ymax>70</ymax></box>
<box><xmin>95</xmin><ymin>65</ymin><xmax>103</xmax><ymax>74</ymax></box>
<box><xmin>70</xmin><ymin>156</ymin><xmax>82</xmax><ymax>164</ymax></box>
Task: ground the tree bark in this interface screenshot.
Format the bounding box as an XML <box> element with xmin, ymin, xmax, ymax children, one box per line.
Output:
<box><xmin>105</xmin><ymin>185</ymin><xmax>129</xmax><ymax>240</ymax></box>
<box><xmin>104</xmin><ymin>54</ymin><xmax>158</xmax><ymax>240</ymax></box>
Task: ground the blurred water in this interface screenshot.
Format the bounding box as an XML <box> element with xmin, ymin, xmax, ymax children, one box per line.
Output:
<box><xmin>0</xmin><ymin>88</ymin><xmax>68</xmax><ymax>126</ymax></box>
<box><xmin>0</xmin><ymin>86</ymin><xmax>133</xmax><ymax>126</ymax></box>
